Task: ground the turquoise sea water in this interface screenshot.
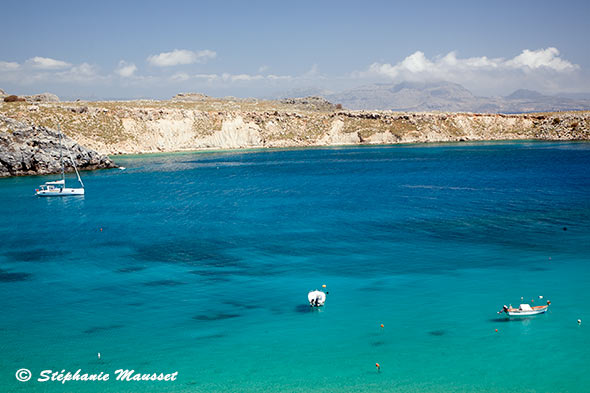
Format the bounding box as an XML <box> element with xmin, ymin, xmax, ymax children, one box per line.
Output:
<box><xmin>1</xmin><ymin>141</ymin><xmax>589</xmax><ymax>392</ymax></box>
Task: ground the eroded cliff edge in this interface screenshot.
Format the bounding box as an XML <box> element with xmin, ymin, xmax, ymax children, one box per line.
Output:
<box><xmin>1</xmin><ymin>95</ymin><xmax>589</xmax><ymax>173</ymax></box>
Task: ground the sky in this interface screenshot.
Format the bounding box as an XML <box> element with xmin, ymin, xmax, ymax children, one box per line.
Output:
<box><xmin>1</xmin><ymin>0</ymin><xmax>589</xmax><ymax>100</ymax></box>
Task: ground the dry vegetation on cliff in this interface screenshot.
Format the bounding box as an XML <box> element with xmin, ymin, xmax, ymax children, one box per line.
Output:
<box><xmin>1</xmin><ymin>96</ymin><xmax>589</xmax><ymax>156</ymax></box>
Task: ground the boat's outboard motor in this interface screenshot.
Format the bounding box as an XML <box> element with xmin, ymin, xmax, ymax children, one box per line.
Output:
<box><xmin>498</xmin><ymin>305</ymin><xmax>508</xmax><ymax>314</ymax></box>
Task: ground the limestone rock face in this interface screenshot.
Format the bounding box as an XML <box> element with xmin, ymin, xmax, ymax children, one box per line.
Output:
<box><xmin>317</xmin><ymin>119</ymin><xmax>360</xmax><ymax>145</ymax></box>
<box><xmin>1</xmin><ymin>95</ymin><xmax>588</xmax><ymax>159</ymax></box>
<box><xmin>201</xmin><ymin>116</ymin><xmax>262</xmax><ymax>149</ymax></box>
<box><xmin>0</xmin><ymin>115</ymin><xmax>116</xmax><ymax>177</ymax></box>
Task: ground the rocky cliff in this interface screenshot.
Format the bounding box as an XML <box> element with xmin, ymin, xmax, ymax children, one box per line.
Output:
<box><xmin>0</xmin><ymin>115</ymin><xmax>116</xmax><ymax>177</ymax></box>
<box><xmin>0</xmin><ymin>95</ymin><xmax>589</xmax><ymax>171</ymax></box>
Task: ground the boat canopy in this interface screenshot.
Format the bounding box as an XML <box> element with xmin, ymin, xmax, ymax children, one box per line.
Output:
<box><xmin>45</xmin><ymin>180</ymin><xmax>65</xmax><ymax>185</ymax></box>
<box><xmin>519</xmin><ymin>304</ymin><xmax>533</xmax><ymax>311</ymax></box>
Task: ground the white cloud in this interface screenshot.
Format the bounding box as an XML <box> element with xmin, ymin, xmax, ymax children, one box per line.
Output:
<box><xmin>165</xmin><ymin>72</ymin><xmax>293</xmax><ymax>85</ymax></box>
<box><xmin>170</xmin><ymin>72</ymin><xmax>190</xmax><ymax>82</ymax></box>
<box><xmin>147</xmin><ymin>49</ymin><xmax>216</xmax><ymax>67</ymax></box>
<box><xmin>0</xmin><ymin>61</ymin><xmax>20</xmax><ymax>71</ymax></box>
<box><xmin>505</xmin><ymin>48</ymin><xmax>577</xmax><ymax>71</ymax></box>
<box><xmin>361</xmin><ymin>47</ymin><xmax>581</xmax><ymax>94</ymax></box>
<box><xmin>267</xmin><ymin>74</ymin><xmax>292</xmax><ymax>80</ymax></box>
<box><xmin>27</xmin><ymin>56</ymin><xmax>71</xmax><ymax>69</ymax></box>
<box><xmin>0</xmin><ymin>58</ymin><xmax>105</xmax><ymax>85</ymax></box>
<box><xmin>366</xmin><ymin>47</ymin><xmax>578</xmax><ymax>81</ymax></box>
<box><xmin>194</xmin><ymin>73</ymin><xmax>219</xmax><ymax>80</ymax></box>
<box><xmin>115</xmin><ymin>60</ymin><xmax>137</xmax><ymax>77</ymax></box>
<box><xmin>54</xmin><ymin>63</ymin><xmax>104</xmax><ymax>83</ymax></box>
<box><xmin>222</xmin><ymin>73</ymin><xmax>264</xmax><ymax>82</ymax></box>
<box><xmin>258</xmin><ymin>65</ymin><xmax>269</xmax><ymax>73</ymax></box>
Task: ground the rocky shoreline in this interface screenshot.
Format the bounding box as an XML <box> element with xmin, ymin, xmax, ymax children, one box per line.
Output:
<box><xmin>1</xmin><ymin>93</ymin><xmax>589</xmax><ymax>177</ymax></box>
<box><xmin>0</xmin><ymin>115</ymin><xmax>116</xmax><ymax>177</ymax></box>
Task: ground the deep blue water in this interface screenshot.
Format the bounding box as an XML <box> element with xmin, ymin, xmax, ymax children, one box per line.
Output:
<box><xmin>1</xmin><ymin>142</ymin><xmax>589</xmax><ymax>392</ymax></box>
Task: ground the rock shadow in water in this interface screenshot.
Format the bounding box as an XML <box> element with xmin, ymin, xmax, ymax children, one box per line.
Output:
<box><xmin>188</xmin><ymin>270</ymin><xmax>233</xmax><ymax>283</ymax></box>
<box><xmin>131</xmin><ymin>239</ymin><xmax>242</xmax><ymax>268</ymax></box>
<box><xmin>0</xmin><ymin>268</ymin><xmax>32</xmax><ymax>282</ymax></box>
<box><xmin>3</xmin><ymin>248</ymin><xmax>70</xmax><ymax>262</ymax></box>
<box><xmin>222</xmin><ymin>299</ymin><xmax>261</xmax><ymax>310</ymax></box>
<box><xmin>83</xmin><ymin>324</ymin><xmax>124</xmax><ymax>334</ymax></box>
<box><xmin>194</xmin><ymin>333</ymin><xmax>226</xmax><ymax>341</ymax></box>
<box><xmin>143</xmin><ymin>279</ymin><xmax>186</xmax><ymax>287</ymax></box>
<box><xmin>116</xmin><ymin>266</ymin><xmax>147</xmax><ymax>273</ymax></box>
<box><xmin>192</xmin><ymin>313</ymin><xmax>240</xmax><ymax>322</ymax></box>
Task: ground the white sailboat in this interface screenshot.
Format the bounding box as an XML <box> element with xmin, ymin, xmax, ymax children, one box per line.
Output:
<box><xmin>36</xmin><ymin>125</ymin><xmax>85</xmax><ymax>197</ymax></box>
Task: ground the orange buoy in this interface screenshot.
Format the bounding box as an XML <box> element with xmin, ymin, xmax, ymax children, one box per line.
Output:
<box><xmin>495</xmin><ymin>329</ymin><xmax>498</xmax><ymax>332</ymax></box>
<box><xmin>322</xmin><ymin>284</ymin><xmax>326</xmax><ymax>288</ymax></box>
<box><xmin>375</xmin><ymin>363</ymin><xmax>380</xmax><ymax>371</ymax></box>
<box><xmin>380</xmin><ymin>324</ymin><xmax>384</xmax><ymax>328</ymax></box>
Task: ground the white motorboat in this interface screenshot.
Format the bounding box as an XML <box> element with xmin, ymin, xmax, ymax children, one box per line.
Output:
<box><xmin>499</xmin><ymin>301</ymin><xmax>550</xmax><ymax>317</ymax></box>
<box><xmin>308</xmin><ymin>290</ymin><xmax>326</xmax><ymax>307</ymax></box>
<box><xmin>36</xmin><ymin>125</ymin><xmax>85</xmax><ymax>197</ymax></box>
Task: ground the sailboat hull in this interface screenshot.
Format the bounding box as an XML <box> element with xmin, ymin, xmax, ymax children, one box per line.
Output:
<box><xmin>36</xmin><ymin>188</ymin><xmax>85</xmax><ymax>196</ymax></box>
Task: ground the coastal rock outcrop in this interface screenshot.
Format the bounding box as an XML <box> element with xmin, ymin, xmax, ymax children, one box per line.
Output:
<box><xmin>0</xmin><ymin>95</ymin><xmax>589</xmax><ymax>160</ymax></box>
<box><xmin>279</xmin><ymin>96</ymin><xmax>340</xmax><ymax>111</ymax></box>
<box><xmin>172</xmin><ymin>92</ymin><xmax>210</xmax><ymax>102</ymax></box>
<box><xmin>0</xmin><ymin>115</ymin><xmax>116</xmax><ymax>177</ymax></box>
<box><xmin>25</xmin><ymin>93</ymin><xmax>60</xmax><ymax>102</ymax></box>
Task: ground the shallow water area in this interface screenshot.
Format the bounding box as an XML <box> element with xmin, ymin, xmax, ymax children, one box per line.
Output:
<box><xmin>1</xmin><ymin>141</ymin><xmax>589</xmax><ymax>392</ymax></box>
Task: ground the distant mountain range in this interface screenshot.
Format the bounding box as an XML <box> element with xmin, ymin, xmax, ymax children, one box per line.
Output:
<box><xmin>277</xmin><ymin>82</ymin><xmax>590</xmax><ymax>113</ymax></box>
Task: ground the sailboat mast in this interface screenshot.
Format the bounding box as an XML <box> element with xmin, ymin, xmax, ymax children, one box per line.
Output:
<box><xmin>63</xmin><ymin>131</ymin><xmax>85</xmax><ymax>188</ymax></box>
